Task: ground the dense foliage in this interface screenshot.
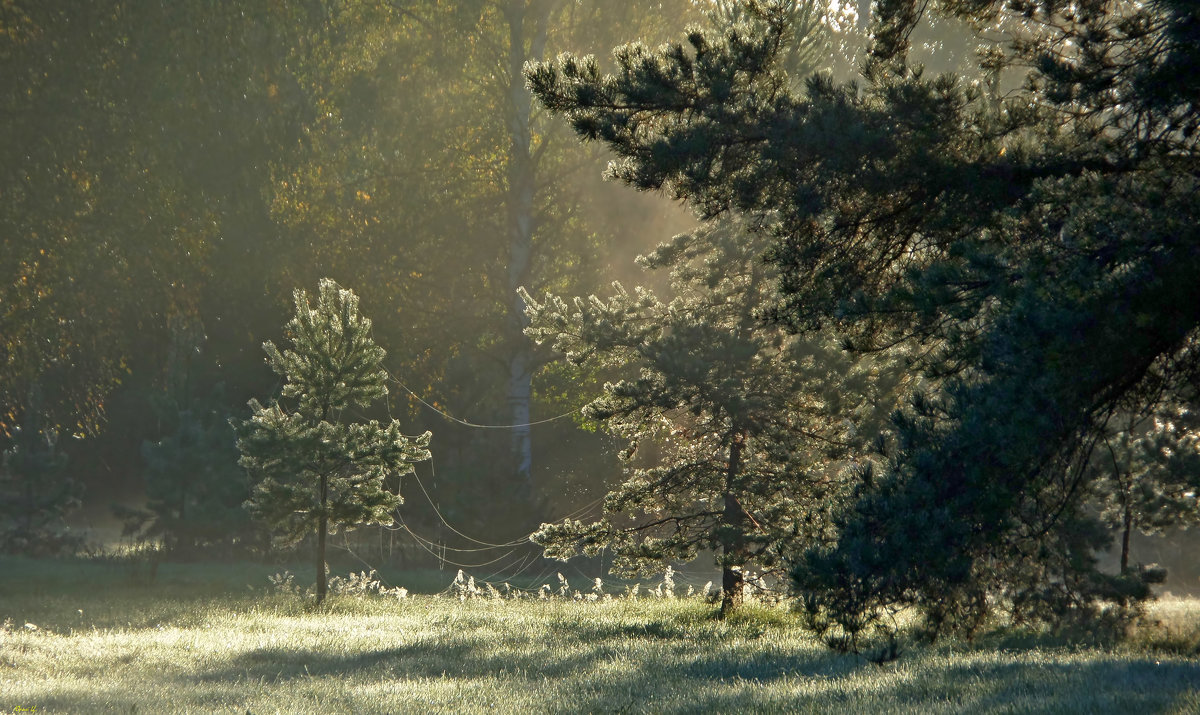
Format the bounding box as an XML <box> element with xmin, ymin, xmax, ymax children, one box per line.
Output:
<box><xmin>114</xmin><ymin>392</ymin><xmax>253</xmax><ymax>558</ymax></box>
<box><xmin>0</xmin><ymin>391</ymin><xmax>81</xmax><ymax>556</ymax></box>
<box><xmin>526</xmin><ymin>0</ymin><xmax>1200</xmax><ymax>638</ymax></box>
<box><xmin>234</xmin><ymin>279</ymin><xmax>431</xmax><ymax>602</ymax></box>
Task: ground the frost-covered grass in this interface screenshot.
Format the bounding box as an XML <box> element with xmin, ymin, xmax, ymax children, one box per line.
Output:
<box><xmin>2</xmin><ymin>558</ymin><xmax>1199</xmax><ymax>714</ymax></box>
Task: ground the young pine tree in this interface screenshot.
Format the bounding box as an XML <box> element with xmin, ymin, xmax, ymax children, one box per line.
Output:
<box><xmin>523</xmin><ymin>219</ymin><xmax>897</xmax><ymax>616</ymax></box>
<box><xmin>234</xmin><ymin>279</ymin><xmax>431</xmax><ymax>603</ymax></box>
<box><xmin>1091</xmin><ymin>408</ymin><xmax>1200</xmax><ymax>575</ymax></box>
<box><xmin>116</xmin><ymin>393</ymin><xmax>253</xmax><ymax>558</ymax></box>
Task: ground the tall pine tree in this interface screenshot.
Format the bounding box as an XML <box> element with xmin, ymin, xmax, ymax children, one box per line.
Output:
<box><xmin>523</xmin><ymin>218</ymin><xmax>901</xmax><ymax>615</ymax></box>
<box><xmin>525</xmin><ymin>0</ymin><xmax>1200</xmax><ymax>637</ymax></box>
<box><xmin>234</xmin><ymin>279</ymin><xmax>431</xmax><ymax>603</ymax></box>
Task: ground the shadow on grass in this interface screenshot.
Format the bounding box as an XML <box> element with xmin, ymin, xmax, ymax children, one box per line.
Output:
<box><xmin>24</xmin><ymin>654</ymin><xmax>1200</xmax><ymax>715</ymax></box>
<box><xmin>0</xmin><ymin>555</ymin><xmax>462</xmax><ymax>632</ymax></box>
<box><xmin>546</xmin><ymin>601</ymin><xmax>796</xmax><ymax>641</ymax></box>
<box><xmin>927</xmin><ymin>656</ymin><xmax>1200</xmax><ymax>714</ymax></box>
<box><xmin>558</xmin><ymin>618</ymin><xmax>692</xmax><ymax>641</ymax></box>
<box><xmin>207</xmin><ymin>642</ymin><xmax>485</xmax><ymax>681</ymax></box>
<box><xmin>24</xmin><ymin>653</ymin><xmax>1200</xmax><ymax>715</ymax></box>
<box><xmin>201</xmin><ymin>638</ymin><xmax>604</xmax><ymax>684</ymax></box>
<box><xmin>568</xmin><ymin>651</ymin><xmax>1200</xmax><ymax>714</ymax></box>
<box><xmin>198</xmin><ymin>626</ymin><xmax>845</xmax><ymax>691</ymax></box>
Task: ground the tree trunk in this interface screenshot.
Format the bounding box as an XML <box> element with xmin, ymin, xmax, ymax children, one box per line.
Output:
<box><xmin>503</xmin><ymin>0</ymin><xmax>553</xmax><ymax>501</ymax></box>
<box><xmin>20</xmin><ymin>445</ymin><xmax>34</xmax><ymax>545</ymax></box>
<box><xmin>176</xmin><ymin>483</ymin><xmax>187</xmax><ymax>555</ymax></box>
<box><xmin>720</xmin><ymin>557</ymin><xmax>744</xmax><ymax>618</ymax></box>
<box><xmin>719</xmin><ymin>432</ymin><xmax>747</xmax><ymax>618</ymax></box>
<box><xmin>17</xmin><ymin>384</ymin><xmax>42</xmax><ymax>545</ymax></box>
<box><xmin>1120</xmin><ymin>499</ymin><xmax>1133</xmax><ymax>574</ymax></box>
<box><xmin>316</xmin><ymin>472</ymin><xmax>328</xmax><ymax>604</ymax></box>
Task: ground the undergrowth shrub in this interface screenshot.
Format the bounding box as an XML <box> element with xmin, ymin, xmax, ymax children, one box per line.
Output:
<box><xmin>267</xmin><ymin>569</ymin><xmax>407</xmax><ymax>600</ymax></box>
<box><xmin>263</xmin><ymin>564</ymin><xmax>785</xmax><ymax>611</ymax></box>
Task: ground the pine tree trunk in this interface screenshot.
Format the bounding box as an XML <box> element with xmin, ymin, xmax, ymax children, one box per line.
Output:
<box><xmin>720</xmin><ymin>558</ymin><xmax>744</xmax><ymax>618</ymax></box>
<box><xmin>316</xmin><ymin>472</ymin><xmax>328</xmax><ymax>604</ymax></box>
<box><xmin>20</xmin><ymin>448</ymin><xmax>33</xmax><ymax>546</ymax></box>
<box><xmin>719</xmin><ymin>432</ymin><xmax>747</xmax><ymax>618</ymax></box>
<box><xmin>175</xmin><ymin>486</ymin><xmax>186</xmax><ymax>555</ymax></box>
<box><xmin>17</xmin><ymin>384</ymin><xmax>41</xmax><ymax>546</ymax></box>
<box><xmin>503</xmin><ymin>0</ymin><xmax>552</xmax><ymax>501</ymax></box>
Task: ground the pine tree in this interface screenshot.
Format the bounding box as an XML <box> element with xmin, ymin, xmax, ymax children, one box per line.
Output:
<box><xmin>1091</xmin><ymin>408</ymin><xmax>1200</xmax><ymax>575</ymax></box>
<box><xmin>115</xmin><ymin>391</ymin><xmax>253</xmax><ymax>558</ymax></box>
<box><xmin>523</xmin><ymin>218</ymin><xmax>900</xmax><ymax>616</ymax></box>
<box><xmin>234</xmin><ymin>279</ymin><xmax>431</xmax><ymax>603</ymax></box>
<box><xmin>525</xmin><ymin>0</ymin><xmax>1200</xmax><ymax>637</ymax></box>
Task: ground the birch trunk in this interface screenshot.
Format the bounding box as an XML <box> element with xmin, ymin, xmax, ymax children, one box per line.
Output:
<box><xmin>502</xmin><ymin>0</ymin><xmax>552</xmax><ymax>499</ymax></box>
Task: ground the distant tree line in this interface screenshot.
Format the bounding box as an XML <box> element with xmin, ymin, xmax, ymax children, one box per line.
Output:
<box><xmin>0</xmin><ymin>0</ymin><xmax>707</xmax><ymax>557</ymax></box>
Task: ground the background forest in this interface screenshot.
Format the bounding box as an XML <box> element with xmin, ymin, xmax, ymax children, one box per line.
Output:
<box><xmin>1</xmin><ymin>0</ymin><xmax>723</xmax><ymax>561</ymax></box>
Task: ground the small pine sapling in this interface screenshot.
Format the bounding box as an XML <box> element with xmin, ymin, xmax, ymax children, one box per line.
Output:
<box><xmin>234</xmin><ymin>279</ymin><xmax>431</xmax><ymax>603</ymax></box>
<box><xmin>1091</xmin><ymin>407</ymin><xmax>1200</xmax><ymax>575</ymax></box>
<box><xmin>117</xmin><ymin>392</ymin><xmax>251</xmax><ymax>557</ymax></box>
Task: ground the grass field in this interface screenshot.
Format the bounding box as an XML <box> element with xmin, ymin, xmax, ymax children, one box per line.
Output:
<box><xmin>2</xmin><ymin>557</ymin><xmax>1199</xmax><ymax>714</ymax></box>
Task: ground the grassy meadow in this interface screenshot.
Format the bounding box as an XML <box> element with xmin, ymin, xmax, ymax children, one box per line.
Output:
<box><xmin>2</xmin><ymin>557</ymin><xmax>1200</xmax><ymax>714</ymax></box>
